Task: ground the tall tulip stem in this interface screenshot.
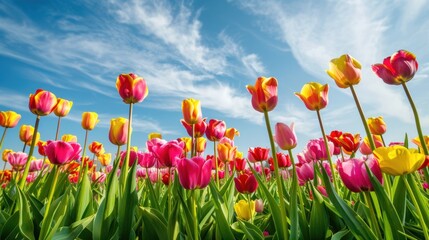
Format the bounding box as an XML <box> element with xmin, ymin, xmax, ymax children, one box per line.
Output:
<box><xmin>349</xmin><ymin>85</ymin><xmax>376</xmax><ymax>151</ymax></box>
<box><xmin>79</xmin><ymin>129</ymin><xmax>89</xmax><ymax>183</ymax></box>
<box><xmin>402</xmin><ymin>82</ymin><xmax>429</xmax><ymax>155</ymax></box>
<box><xmin>263</xmin><ymin>110</ymin><xmax>289</xmax><ymax>240</ymax></box>
<box><xmin>192</xmin><ymin>190</ymin><xmax>199</xmax><ymax>240</ymax></box>
<box><xmin>214</xmin><ymin>141</ymin><xmax>219</xmax><ymax>188</ymax></box>
<box><xmin>55</xmin><ymin>117</ymin><xmax>61</xmax><ymax>141</ymax></box>
<box><xmin>0</xmin><ymin>127</ymin><xmax>7</xmax><ymax>151</ymax></box>
<box><xmin>316</xmin><ymin>110</ymin><xmax>337</xmax><ymax>190</ymax></box>
<box><xmin>19</xmin><ymin>115</ymin><xmax>40</xmax><ymax>189</ymax></box>
<box><xmin>363</xmin><ymin>191</ymin><xmax>382</xmax><ymax>239</ymax></box>
<box><xmin>40</xmin><ymin>166</ymin><xmax>60</xmax><ymax>236</ymax></box>
<box><xmin>121</xmin><ymin>103</ymin><xmax>134</xmax><ymax>187</ymax></box>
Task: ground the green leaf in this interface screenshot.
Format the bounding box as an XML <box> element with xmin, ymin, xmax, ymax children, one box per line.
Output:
<box><xmin>53</xmin><ymin>214</ymin><xmax>95</xmax><ymax>240</ymax></box>
<box><xmin>16</xmin><ymin>186</ymin><xmax>35</xmax><ymax>240</ymax></box>
<box><xmin>238</xmin><ymin>220</ymin><xmax>264</xmax><ymax>240</ymax></box>
<box><xmin>118</xmin><ymin>161</ymin><xmax>138</xmax><ymax>239</ymax></box>
<box><xmin>39</xmin><ymin>192</ymin><xmax>70</xmax><ymax>240</ymax></box>
<box><xmin>319</xmin><ymin>163</ymin><xmax>376</xmax><ymax>240</ymax></box>
<box><xmin>140</xmin><ymin>207</ymin><xmax>168</xmax><ymax>240</ymax></box>
<box><xmin>289</xmin><ymin>169</ymin><xmax>300</xmax><ymax>239</ymax></box>
<box><xmin>74</xmin><ymin>166</ymin><xmax>93</xmax><ymax>222</ymax></box>
<box><xmin>208</xmin><ymin>182</ymin><xmax>235</xmax><ymax>240</ymax></box>
<box><xmin>309</xmin><ymin>183</ymin><xmax>328</xmax><ymax>240</ymax></box>
<box><xmin>1</xmin><ymin>212</ymin><xmax>19</xmax><ymax>240</ymax></box>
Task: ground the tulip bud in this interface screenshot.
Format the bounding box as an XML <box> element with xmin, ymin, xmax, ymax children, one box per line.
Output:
<box><xmin>81</xmin><ymin>112</ymin><xmax>99</xmax><ymax>130</ymax></box>
<box><xmin>109</xmin><ymin>117</ymin><xmax>129</xmax><ymax>146</ymax></box>
<box><xmin>0</xmin><ymin>111</ymin><xmax>21</xmax><ymax>128</ymax></box>
<box><xmin>54</xmin><ymin>98</ymin><xmax>73</xmax><ymax>117</ymax></box>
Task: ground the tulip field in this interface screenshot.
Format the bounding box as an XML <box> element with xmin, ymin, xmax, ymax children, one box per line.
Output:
<box><xmin>1</xmin><ymin>50</ymin><xmax>429</xmax><ymax>239</ymax></box>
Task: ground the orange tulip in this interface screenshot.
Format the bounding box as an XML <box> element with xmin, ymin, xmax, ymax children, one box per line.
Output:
<box><xmin>225</xmin><ymin>128</ymin><xmax>240</xmax><ymax>140</ymax></box>
<box><xmin>0</xmin><ymin>111</ymin><xmax>21</xmax><ymax>128</ymax></box>
<box><xmin>217</xmin><ymin>138</ymin><xmax>237</xmax><ymax>163</ymax></box>
<box><xmin>109</xmin><ymin>117</ymin><xmax>129</xmax><ymax>146</ymax></box>
<box><xmin>54</xmin><ymin>98</ymin><xmax>73</xmax><ymax>117</ymax></box>
<box><xmin>327</xmin><ymin>54</ymin><xmax>361</xmax><ymax>88</ymax></box>
<box><xmin>81</xmin><ymin>112</ymin><xmax>99</xmax><ymax>130</ymax></box>
<box><xmin>37</xmin><ymin>141</ymin><xmax>47</xmax><ymax>156</ymax></box>
<box><xmin>89</xmin><ymin>141</ymin><xmax>105</xmax><ymax>156</ymax></box>
<box><xmin>28</xmin><ymin>89</ymin><xmax>58</xmax><ymax>116</ymax></box>
<box><xmin>19</xmin><ymin>125</ymin><xmax>40</xmax><ymax>146</ymax></box>
<box><xmin>61</xmin><ymin>134</ymin><xmax>77</xmax><ymax>143</ymax></box>
<box><xmin>246</xmin><ymin>76</ymin><xmax>278</xmax><ymax>113</ymax></box>
<box><xmin>182</xmin><ymin>98</ymin><xmax>202</xmax><ymax>125</ymax></box>
<box><xmin>116</xmin><ymin>73</ymin><xmax>149</xmax><ymax>104</ymax></box>
<box><xmin>412</xmin><ymin>135</ymin><xmax>429</xmax><ymax>153</ymax></box>
<box><xmin>295</xmin><ymin>82</ymin><xmax>329</xmax><ymax>111</ymax></box>
<box><xmin>196</xmin><ymin>137</ymin><xmax>207</xmax><ymax>154</ymax></box>
<box><xmin>367</xmin><ymin>117</ymin><xmax>387</xmax><ymax>135</ymax></box>
<box><xmin>98</xmin><ymin>153</ymin><xmax>112</xmax><ymax>166</ymax></box>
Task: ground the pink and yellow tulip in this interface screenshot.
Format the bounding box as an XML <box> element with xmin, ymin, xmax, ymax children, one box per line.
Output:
<box><xmin>327</xmin><ymin>54</ymin><xmax>361</xmax><ymax>88</ymax></box>
<box><xmin>246</xmin><ymin>76</ymin><xmax>278</xmax><ymax>113</ymax></box>
<box><xmin>28</xmin><ymin>89</ymin><xmax>58</xmax><ymax>116</ymax></box>
<box><xmin>116</xmin><ymin>73</ymin><xmax>149</xmax><ymax>104</ymax></box>
<box><xmin>372</xmin><ymin>50</ymin><xmax>418</xmax><ymax>85</ymax></box>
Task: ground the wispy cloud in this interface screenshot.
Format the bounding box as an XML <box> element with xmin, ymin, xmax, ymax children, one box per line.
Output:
<box><xmin>0</xmin><ymin>88</ymin><xmax>28</xmax><ymax>112</ymax></box>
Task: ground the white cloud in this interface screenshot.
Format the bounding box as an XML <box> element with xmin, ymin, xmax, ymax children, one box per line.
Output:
<box><xmin>0</xmin><ymin>88</ymin><xmax>28</xmax><ymax>112</ymax></box>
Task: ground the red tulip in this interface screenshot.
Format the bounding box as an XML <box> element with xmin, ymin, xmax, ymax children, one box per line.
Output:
<box><xmin>234</xmin><ymin>173</ymin><xmax>258</xmax><ymax>194</ymax></box>
<box><xmin>247</xmin><ymin>147</ymin><xmax>270</xmax><ymax>163</ymax></box>
<box><xmin>246</xmin><ymin>76</ymin><xmax>278</xmax><ymax>113</ymax></box>
<box><xmin>205</xmin><ymin>119</ymin><xmax>226</xmax><ymax>141</ymax></box>
<box><xmin>181</xmin><ymin>118</ymin><xmax>207</xmax><ymax>138</ymax></box>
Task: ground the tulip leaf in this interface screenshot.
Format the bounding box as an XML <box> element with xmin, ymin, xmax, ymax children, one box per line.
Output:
<box><xmin>140</xmin><ymin>207</ymin><xmax>168</xmax><ymax>240</ymax></box>
<box><xmin>406</xmin><ymin>174</ymin><xmax>429</xmax><ymax>224</ymax></box>
<box><xmin>309</xmin><ymin>183</ymin><xmax>328</xmax><ymax>240</ymax></box>
<box><xmin>17</xmin><ymin>186</ymin><xmax>35</xmax><ymax>240</ymax></box>
<box><xmin>289</xmin><ymin>169</ymin><xmax>300</xmax><ymax>240</ymax></box>
<box><xmin>238</xmin><ymin>220</ymin><xmax>264</xmax><ymax>240</ymax></box>
<box><xmin>118</xmin><ymin>161</ymin><xmax>138</xmax><ymax>239</ymax></box>
<box><xmin>39</xmin><ymin>191</ymin><xmax>70</xmax><ymax>240</ymax></box>
<box><xmin>74</xmin><ymin>166</ymin><xmax>93</xmax><ymax>222</ymax></box>
<box><xmin>319</xmin><ymin>163</ymin><xmax>376</xmax><ymax>240</ymax></box>
<box><xmin>331</xmin><ymin>229</ymin><xmax>353</xmax><ymax>240</ymax></box>
<box><xmin>208</xmin><ymin>182</ymin><xmax>236</xmax><ymax>240</ymax></box>
<box><xmin>392</xmin><ymin>176</ymin><xmax>407</xmax><ymax>222</ymax></box>
<box><xmin>53</xmin><ymin>214</ymin><xmax>95</xmax><ymax>240</ymax></box>
<box><xmin>1</xmin><ymin>212</ymin><xmax>19</xmax><ymax>240</ymax></box>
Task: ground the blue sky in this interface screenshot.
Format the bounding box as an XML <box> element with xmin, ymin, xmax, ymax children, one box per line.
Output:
<box><xmin>1</xmin><ymin>0</ymin><xmax>429</xmax><ymax>160</ymax></box>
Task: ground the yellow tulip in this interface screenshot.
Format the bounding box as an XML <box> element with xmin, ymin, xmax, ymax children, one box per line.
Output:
<box><xmin>295</xmin><ymin>82</ymin><xmax>329</xmax><ymax>111</ymax></box>
<box><xmin>61</xmin><ymin>134</ymin><xmax>77</xmax><ymax>143</ymax></box>
<box><xmin>148</xmin><ymin>132</ymin><xmax>162</xmax><ymax>140</ymax></box>
<box><xmin>2</xmin><ymin>149</ymin><xmax>13</xmax><ymax>162</ymax></box>
<box><xmin>225</xmin><ymin>128</ymin><xmax>240</xmax><ymax>140</ymax></box>
<box><xmin>234</xmin><ymin>200</ymin><xmax>255</xmax><ymax>221</ymax></box>
<box><xmin>180</xmin><ymin>137</ymin><xmax>192</xmax><ymax>153</ymax></box>
<box><xmin>373</xmin><ymin>145</ymin><xmax>425</xmax><ymax>176</ymax></box>
<box><xmin>109</xmin><ymin>117</ymin><xmax>129</xmax><ymax>146</ymax></box>
<box><xmin>181</xmin><ymin>98</ymin><xmax>202</xmax><ymax>125</ymax></box>
<box><xmin>19</xmin><ymin>125</ymin><xmax>40</xmax><ymax>146</ymax></box>
<box><xmin>81</xmin><ymin>112</ymin><xmax>99</xmax><ymax>130</ymax></box>
<box><xmin>412</xmin><ymin>135</ymin><xmax>429</xmax><ymax>153</ymax></box>
<box><xmin>326</xmin><ymin>54</ymin><xmax>361</xmax><ymax>88</ymax></box>
<box><xmin>54</xmin><ymin>98</ymin><xmax>73</xmax><ymax>117</ymax></box>
<box><xmin>98</xmin><ymin>153</ymin><xmax>112</xmax><ymax>166</ymax></box>
<box><xmin>0</xmin><ymin>111</ymin><xmax>21</xmax><ymax>128</ymax></box>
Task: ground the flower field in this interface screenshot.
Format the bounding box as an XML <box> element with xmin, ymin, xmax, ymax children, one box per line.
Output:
<box><xmin>0</xmin><ymin>50</ymin><xmax>428</xmax><ymax>239</ymax></box>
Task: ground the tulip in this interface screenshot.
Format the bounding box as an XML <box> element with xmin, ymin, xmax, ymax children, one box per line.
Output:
<box><xmin>225</xmin><ymin>127</ymin><xmax>240</xmax><ymax>140</ymax></box>
<box><xmin>274</xmin><ymin>122</ymin><xmax>297</xmax><ymax>150</ymax></box>
<box><xmin>177</xmin><ymin>156</ymin><xmax>212</xmax><ymax>190</ymax></box>
<box><xmin>234</xmin><ymin>173</ymin><xmax>258</xmax><ymax>194</ymax></box>
<box><xmin>234</xmin><ymin>199</ymin><xmax>255</xmax><ymax>221</ymax></box>
<box><xmin>139</xmin><ymin>152</ymin><xmax>156</xmax><ymax>168</ymax></box>
<box><xmin>338</xmin><ymin>133</ymin><xmax>361</xmax><ymax>155</ymax></box>
<box><xmin>45</xmin><ymin>141</ymin><xmax>82</xmax><ymax>165</ymax></box>
<box><xmin>234</xmin><ymin>157</ymin><xmax>246</xmax><ymax>172</ymax></box>
<box><xmin>359</xmin><ymin>135</ymin><xmax>383</xmax><ymax>155</ymax></box>
<box><xmin>304</xmin><ymin>138</ymin><xmax>334</xmax><ymax>161</ymax></box>
<box><xmin>337</xmin><ymin>157</ymin><xmax>382</xmax><ymax>192</ymax></box>
<box><xmin>295</xmin><ymin>82</ymin><xmax>329</xmax><ymax>111</ymax></box>
<box><xmin>374</xmin><ymin>145</ymin><xmax>425</xmax><ymax>176</ymax></box>
<box><xmin>148</xmin><ymin>132</ymin><xmax>162</xmax><ymax>140</ymax></box>
<box><xmin>8</xmin><ymin>152</ymin><xmax>28</xmax><ymax>171</ymax></box>
<box><xmin>116</xmin><ymin>73</ymin><xmax>149</xmax><ymax>104</ymax></box>
<box><xmin>2</xmin><ymin>149</ymin><xmax>13</xmax><ymax>162</ymax></box>
<box><xmin>296</xmin><ymin>161</ymin><xmax>315</xmax><ymax>184</ymax></box>
<box><xmin>19</xmin><ymin>125</ymin><xmax>37</xmax><ymax>146</ymax></box>
<box><xmin>109</xmin><ymin>117</ymin><xmax>129</xmax><ymax>146</ymax></box>
<box><xmin>255</xmin><ymin>199</ymin><xmax>264</xmax><ymax>213</ymax></box>
<box><xmin>327</xmin><ymin>54</ymin><xmax>361</xmax><ymax>88</ymax></box>
<box><xmin>98</xmin><ymin>153</ymin><xmax>111</xmax><ymax>167</ymax></box>
<box><xmin>196</xmin><ymin>137</ymin><xmax>207</xmax><ymax>155</ymax></box>
<box><xmin>217</xmin><ymin>137</ymin><xmax>237</xmax><ymax>163</ymax></box>
<box><xmin>268</xmin><ymin>152</ymin><xmax>291</xmax><ymax>171</ymax></box>
<box><xmin>91</xmin><ymin>171</ymin><xmax>106</xmax><ymax>183</ymax></box>
<box><xmin>372</xmin><ymin>50</ymin><xmax>418</xmax><ymax>85</ymax></box>
<box><xmin>411</xmin><ymin>135</ymin><xmax>429</xmax><ymax>153</ymax></box>
<box><xmin>367</xmin><ymin>117</ymin><xmax>387</xmax><ymax>135</ymax></box>
<box><xmin>182</xmin><ymin>98</ymin><xmax>202</xmax><ymax>125</ymax></box>
<box><xmin>119</xmin><ymin>149</ymin><xmax>143</xmax><ymax>168</ymax></box>
<box><xmin>29</xmin><ymin>159</ymin><xmax>44</xmax><ymax>172</ymax></box>
<box><xmin>247</xmin><ymin>147</ymin><xmax>269</xmax><ymax>163</ymax></box>
<box><xmin>54</xmin><ymin>98</ymin><xmax>73</xmax><ymax>117</ymax></box>
<box><xmin>147</xmin><ymin>138</ymin><xmax>167</xmax><ymax>155</ymax></box>
<box><xmin>62</xmin><ymin>134</ymin><xmax>77</xmax><ymax>143</ymax></box>
<box><xmin>81</xmin><ymin>112</ymin><xmax>99</xmax><ymax>131</ymax></box>
<box><xmin>327</xmin><ymin>130</ymin><xmax>342</xmax><ymax>155</ymax></box>
<box><xmin>246</xmin><ymin>76</ymin><xmax>278</xmax><ymax>113</ymax></box>
<box><xmin>0</xmin><ymin>111</ymin><xmax>21</xmax><ymax>128</ymax></box>
<box><xmin>28</xmin><ymin>89</ymin><xmax>58</xmax><ymax>116</ymax></box>
<box><xmin>181</xmin><ymin>118</ymin><xmax>207</xmax><ymax>138</ymax></box>
<box><xmin>179</xmin><ymin>137</ymin><xmax>192</xmax><ymax>154</ymax></box>
<box><xmin>155</xmin><ymin>140</ymin><xmax>184</xmax><ymax>168</ymax></box>
<box><xmin>205</xmin><ymin>119</ymin><xmax>226</xmax><ymax>141</ymax></box>
<box><xmin>88</xmin><ymin>141</ymin><xmax>105</xmax><ymax>156</ymax></box>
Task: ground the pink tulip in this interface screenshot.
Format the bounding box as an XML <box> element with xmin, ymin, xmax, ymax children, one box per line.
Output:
<box><xmin>205</xmin><ymin>119</ymin><xmax>226</xmax><ymax>141</ymax></box>
<box><xmin>255</xmin><ymin>199</ymin><xmax>264</xmax><ymax>213</ymax></box>
<box><xmin>372</xmin><ymin>50</ymin><xmax>418</xmax><ymax>85</ymax></box>
<box><xmin>337</xmin><ymin>157</ymin><xmax>382</xmax><ymax>192</ymax></box>
<box><xmin>139</xmin><ymin>152</ymin><xmax>156</xmax><ymax>168</ymax></box>
<box><xmin>154</xmin><ymin>140</ymin><xmax>184</xmax><ymax>168</ymax></box>
<box><xmin>29</xmin><ymin>159</ymin><xmax>44</xmax><ymax>172</ymax></box>
<box><xmin>28</xmin><ymin>89</ymin><xmax>58</xmax><ymax>116</ymax></box>
<box><xmin>26</xmin><ymin>172</ymin><xmax>37</xmax><ymax>183</ymax></box>
<box><xmin>45</xmin><ymin>140</ymin><xmax>82</xmax><ymax>165</ymax></box>
<box><xmin>116</xmin><ymin>73</ymin><xmax>149</xmax><ymax>104</ymax></box>
<box><xmin>146</xmin><ymin>138</ymin><xmax>167</xmax><ymax>155</ymax></box>
<box><xmin>296</xmin><ymin>161</ymin><xmax>314</xmax><ymax>184</ymax></box>
<box><xmin>304</xmin><ymin>138</ymin><xmax>334</xmax><ymax>161</ymax></box>
<box><xmin>119</xmin><ymin>149</ymin><xmax>143</xmax><ymax>168</ymax></box>
<box><xmin>91</xmin><ymin>171</ymin><xmax>106</xmax><ymax>183</ymax></box>
<box><xmin>8</xmin><ymin>152</ymin><xmax>28</xmax><ymax>171</ymax></box>
<box><xmin>177</xmin><ymin>156</ymin><xmax>212</xmax><ymax>190</ymax></box>
<box><xmin>274</xmin><ymin>122</ymin><xmax>297</xmax><ymax>150</ymax></box>
<box><xmin>136</xmin><ymin>168</ymin><xmax>147</xmax><ymax>179</ymax></box>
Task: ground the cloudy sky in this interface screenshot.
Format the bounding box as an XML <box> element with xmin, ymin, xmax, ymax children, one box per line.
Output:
<box><xmin>1</xmin><ymin>0</ymin><xmax>429</xmax><ymax>159</ymax></box>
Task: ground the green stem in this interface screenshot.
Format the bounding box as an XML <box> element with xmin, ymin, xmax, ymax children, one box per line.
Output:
<box><xmin>214</xmin><ymin>141</ymin><xmax>219</xmax><ymax>188</ymax></box>
<box><xmin>78</xmin><ymin>130</ymin><xmax>89</xmax><ymax>183</ymax></box>
<box><xmin>121</xmin><ymin>103</ymin><xmax>133</xmax><ymax>188</ymax></box>
<box><xmin>247</xmin><ymin>193</ymin><xmax>253</xmax><ymax>223</ymax></box>
<box><xmin>316</xmin><ymin>110</ymin><xmax>337</xmax><ymax>191</ymax></box>
<box><xmin>402</xmin><ymin>82</ymin><xmax>429</xmax><ymax>155</ymax></box>
<box><xmin>55</xmin><ymin>117</ymin><xmax>61</xmax><ymax>141</ymax></box>
<box><xmin>41</xmin><ymin>166</ymin><xmax>60</xmax><ymax>232</ymax></box>
<box><xmin>363</xmin><ymin>191</ymin><xmax>382</xmax><ymax>239</ymax></box>
<box><xmin>349</xmin><ymin>85</ymin><xmax>376</xmax><ymax>151</ymax></box>
<box><xmin>263</xmin><ymin>110</ymin><xmax>289</xmax><ymax>240</ymax></box>
<box><xmin>167</xmin><ymin>167</ymin><xmax>172</xmax><ymax>217</ymax></box>
<box><xmin>191</xmin><ymin>123</ymin><xmax>195</xmax><ymax>158</ymax></box>
<box><xmin>192</xmin><ymin>190</ymin><xmax>199</xmax><ymax>240</ymax></box>
<box><xmin>0</xmin><ymin>127</ymin><xmax>7</xmax><ymax>151</ymax></box>
<box><xmin>19</xmin><ymin>115</ymin><xmax>40</xmax><ymax>189</ymax></box>
<box><xmin>380</xmin><ymin>135</ymin><xmax>386</xmax><ymax>147</ymax></box>
<box><xmin>22</xmin><ymin>142</ymin><xmax>26</xmax><ymax>153</ymax></box>
<box><xmin>403</xmin><ymin>175</ymin><xmax>429</xmax><ymax>240</ymax></box>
